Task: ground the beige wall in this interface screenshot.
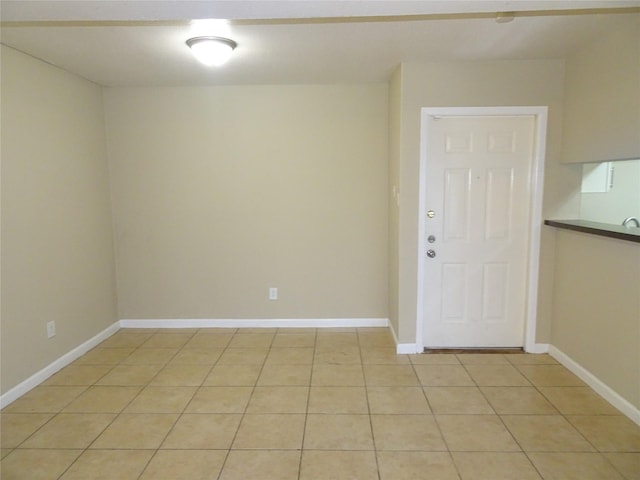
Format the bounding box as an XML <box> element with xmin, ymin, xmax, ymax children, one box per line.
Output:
<box><xmin>103</xmin><ymin>85</ymin><xmax>389</xmax><ymax>320</ymax></box>
<box><xmin>391</xmin><ymin>59</ymin><xmax>580</xmax><ymax>344</ymax></box>
<box><xmin>1</xmin><ymin>46</ymin><xmax>118</xmax><ymax>394</ymax></box>
<box><xmin>562</xmin><ymin>14</ymin><xmax>640</xmax><ymax>164</ymax></box>
<box><xmin>551</xmin><ymin>230</ymin><xmax>640</xmax><ymax>409</ymax></box>
<box><xmin>549</xmin><ymin>15</ymin><xmax>640</xmax><ymax>416</ymax></box>
<box><xmin>387</xmin><ymin>67</ymin><xmax>402</xmax><ymax>336</ymax></box>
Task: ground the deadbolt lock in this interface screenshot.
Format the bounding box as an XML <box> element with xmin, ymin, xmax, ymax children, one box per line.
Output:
<box><xmin>427</xmin><ymin>210</ymin><xmax>436</xmax><ymax>218</ymax></box>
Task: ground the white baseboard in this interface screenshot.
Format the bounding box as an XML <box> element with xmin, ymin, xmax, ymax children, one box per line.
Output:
<box><xmin>0</xmin><ymin>321</ymin><xmax>120</xmax><ymax>409</ymax></box>
<box><xmin>396</xmin><ymin>343</ymin><xmax>421</xmax><ymax>354</ymax></box>
<box><xmin>119</xmin><ymin>318</ymin><xmax>389</xmax><ymax>329</ymax></box>
<box><xmin>549</xmin><ymin>345</ymin><xmax>640</xmax><ymax>426</ymax></box>
<box><xmin>386</xmin><ymin>321</ymin><xmax>421</xmax><ymax>354</ymax></box>
<box><xmin>388</xmin><ymin>321</ymin><xmax>399</xmax><ymax>346</ymax></box>
<box><xmin>525</xmin><ymin>343</ymin><xmax>550</xmax><ymax>354</ymax></box>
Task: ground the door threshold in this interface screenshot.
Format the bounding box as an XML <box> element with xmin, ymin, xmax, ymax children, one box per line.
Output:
<box><xmin>423</xmin><ymin>347</ymin><xmax>524</xmax><ymax>354</ymax></box>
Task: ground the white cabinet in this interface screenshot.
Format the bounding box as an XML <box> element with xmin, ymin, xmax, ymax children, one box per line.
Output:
<box><xmin>581</xmin><ymin>162</ymin><xmax>613</xmax><ymax>193</ymax></box>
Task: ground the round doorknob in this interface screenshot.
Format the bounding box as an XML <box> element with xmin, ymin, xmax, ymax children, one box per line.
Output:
<box><xmin>427</xmin><ymin>249</ymin><xmax>436</xmax><ymax>258</ymax></box>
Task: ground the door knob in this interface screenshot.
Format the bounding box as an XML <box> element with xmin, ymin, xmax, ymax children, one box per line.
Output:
<box><xmin>427</xmin><ymin>249</ymin><xmax>436</xmax><ymax>258</ymax></box>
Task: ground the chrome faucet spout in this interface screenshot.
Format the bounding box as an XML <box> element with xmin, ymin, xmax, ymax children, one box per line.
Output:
<box><xmin>622</xmin><ymin>216</ymin><xmax>640</xmax><ymax>228</ymax></box>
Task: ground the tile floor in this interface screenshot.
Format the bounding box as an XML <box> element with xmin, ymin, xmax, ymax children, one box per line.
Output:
<box><xmin>1</xmin><ymin>327</ymin><xmax>639</xmax><ymax>479</ymax></box>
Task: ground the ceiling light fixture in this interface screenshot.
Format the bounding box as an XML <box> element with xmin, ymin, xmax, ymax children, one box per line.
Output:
<box><xmin>186</xmin><ymin>36</ymin><xmax>237</xmax><ymax>66</ymax></box>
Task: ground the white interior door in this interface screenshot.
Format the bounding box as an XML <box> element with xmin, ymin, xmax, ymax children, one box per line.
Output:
<box><xmin>423</xmin><ymin>115</ymin><xmax>535</xmax><ymax>348</ymax></box>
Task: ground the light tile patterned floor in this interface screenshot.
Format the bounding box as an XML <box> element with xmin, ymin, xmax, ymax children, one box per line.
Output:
<box><xmin>1</xmin><ymin>327</ymin><xmax>639</xmax><ymax>479</ymax></box>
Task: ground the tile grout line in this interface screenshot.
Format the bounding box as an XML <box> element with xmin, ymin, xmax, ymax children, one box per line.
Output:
<box><xmin>47</xmin><ymin>330</ymin><xmax>165</xmax><ymax>480</ymax></box>
<box><xmin>472</xmin><ymin>355</ymin><xmax>616</xmax><ymax>480</ymax></box>
<box><xmin>357</xmin><ymin>328</ymin><xmax>382</xmax><ymax>480</ymax></box>
<box><xmin>32</xmin><ymin>332</ymin><xmax>128</xmax><ymax>479</ymax></box>
<box><xmin>10</xmin><ymin>352</ymin><xmax>118</xmax><ymax>451</ymax></box>
<box><xmin>408</xmin><ymin>354</ymin><xmax>465</xmax><ymax>479</ymax></box>
<box><xmin>132</xmin><ymin>328</ymin><xmax>208</xmax><ymax>480</ymax></box>
<box><xmin>175</xmin><ymin>328</ymin><xmax>241</xmax><ymax>479</ymax></box>
<box><xmin>214</xmin><ymin>329</ymin><xmax>276</xmax><ymax>480</ymax></box>
<box><xmin>452</xmin><ymin>354</ymin><xmax>535</xmax><ymax>477</ymax></box>
<box><xmin>524</xmin><ymin>369</ymin><xmax>620</xmax><ymax>470</ymax></box>
<box><xmin>297</xmin><ymin>329</ymin><xmax>318</xmax><ymax>480</ymax></box>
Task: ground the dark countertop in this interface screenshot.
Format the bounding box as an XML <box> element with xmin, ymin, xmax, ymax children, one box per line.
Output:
<box><xmin>545</xmin><ymin>219</ymin><xmax>640</xmax><ymax>243</ymax></box>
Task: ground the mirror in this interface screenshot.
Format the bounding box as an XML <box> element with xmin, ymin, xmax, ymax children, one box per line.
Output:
<box><xmin>580</xmin><ymin>159</ymin><xmax>640</xmax><ymax>225</ymax></box>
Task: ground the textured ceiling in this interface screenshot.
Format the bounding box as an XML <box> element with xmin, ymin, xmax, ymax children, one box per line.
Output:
<box><xmin>1</xmin><ymin>1</ymin><xmax>638</xmax><ymax>86</ymax></box>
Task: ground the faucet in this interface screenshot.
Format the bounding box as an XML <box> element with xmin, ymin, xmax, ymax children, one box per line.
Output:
<box><xmin>622</xmin><ymin>216</ymin><xmax>640</xmax><ymax>228</ymax></box>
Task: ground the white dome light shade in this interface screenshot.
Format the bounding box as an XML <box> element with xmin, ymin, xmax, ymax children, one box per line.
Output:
<box><xmin>186</xmin><ymin>36</ymin><xmax>237</xmax><ymax>66</ymax></box>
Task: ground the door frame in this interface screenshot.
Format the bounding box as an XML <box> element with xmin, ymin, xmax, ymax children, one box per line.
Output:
<box><xmin>416</xmin><ymin>106</ymin><xmax>548</xmax><ymax>353</ymax></box>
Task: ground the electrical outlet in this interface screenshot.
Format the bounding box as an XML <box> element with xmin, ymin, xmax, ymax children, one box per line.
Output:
<box><xmin>269</xmin><ymin>287</ymin><xmax>278</xmax><ymax>300</ymax></box>
<box><xmin>46</xmin><ymin>321</ymin><xmax>56</xmax><ymax>338</ymax></box>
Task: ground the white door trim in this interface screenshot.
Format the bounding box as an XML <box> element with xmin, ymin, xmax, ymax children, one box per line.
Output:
<box><xmin>416</xmin><ymin>106</ymin><xmax>548</xmax><ymax>353</ymax></box>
